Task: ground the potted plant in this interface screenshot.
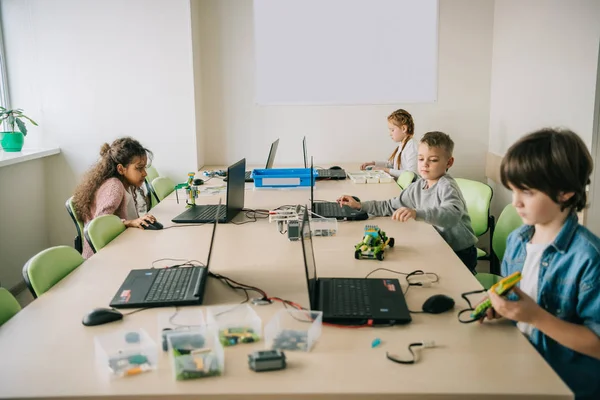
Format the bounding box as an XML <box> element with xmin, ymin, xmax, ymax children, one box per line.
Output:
<box><xmin>0</xmin><ymin>107</ymin><xmax>38</xmax><ymax>152</ymax></box>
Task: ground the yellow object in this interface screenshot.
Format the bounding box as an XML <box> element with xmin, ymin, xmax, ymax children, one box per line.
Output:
<box><xmin>490</xmin><ymin>271</ymin><xmax>522</xmax><ymax>296</ymax></box>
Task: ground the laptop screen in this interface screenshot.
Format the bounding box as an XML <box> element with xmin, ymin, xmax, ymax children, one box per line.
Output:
<box><xmin>265</xmin><ymin>139</ymin><xmax>279</xmax><ymax>169</ymax></box>
<box><xmin>226</xmin><ymin>158</ymin><xmax>246</xmax><ymax>220</ymax></box>
<box><xmin>302</xmin><ymin>136</ymin><xmax>308</xmax><ymax>169</ymax></box>
<box><xmin>300</xmin><ymin>208</ymin><xmax>318</xmax><ymax>310</ymax></box>
<box><xmin>205</xmin><ymin>199</ymin><xmax>221</xmax><ymax>269</ymax></box>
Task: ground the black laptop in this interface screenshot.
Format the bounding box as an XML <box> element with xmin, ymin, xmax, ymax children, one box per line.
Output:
<box><xmin>302</xmin><ymin>136</ymin><xmax>346</xmax><ymax>180</ymax></box>
<box><xmin>225</xmin><ymin>139</ymin><xmax>279</xmax><ymax>182</ymax></box>
<box><xmin>172</xmin><ymin>158</ymin><xmax>245</xmax><ymax>223</ymax></box>
<box><xmin>309</xmin><ymin>158</ymin><xmax>368</xmax><ymax>221</ymax></box>
<box><xmin>299</xmin><ymin>209</ymin><xmax>411</xmax><ymax>325</ymax></box>
<box><xmin>109</xmin><ymin>202</ymin><xmax>221</xmax><ymax>309</ymax></box>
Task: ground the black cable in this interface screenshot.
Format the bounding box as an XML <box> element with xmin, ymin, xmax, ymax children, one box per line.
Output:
<box><xmin>386</xmin><ymin>341</ymin><xmax>436</xmax><ymax>364</ymax></box>
<box><xmin>365</xmin><ymin>268</ymin><xmax>440</xmax><ymax>312</ymax></box>
<box><xmin>150</xmin><ymin>258</ymin><xmax>205</xmax><ymax>269</ymax></box>
<box><xmin>121</xmin><ymin>307</ymin><xmax>151</xmax><ymax>316</ymax></box>
<box><xmin>458</xmin><ymin>289</ymin><xmax>487</xmax><ymax>323</ymax></box>
<box><xmin>162</xmin><ymin>223</ymin><xmax>207</xmax><ymax>229</ymax></box>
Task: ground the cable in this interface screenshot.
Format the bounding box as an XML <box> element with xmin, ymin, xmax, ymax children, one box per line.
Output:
<box><xmin>162</xmin><ymin>223</ymin><xmax>207</xmax><ymax>229</ymax></box>
<box><xmin>458</xmin><ymin>289</ymin><xmax>488</xmax><ymax>323</ymax></box>
<box><xmin>121</xmin><ymin>307</ymin><xmax>151</xmax><ymax>316</ymax></box>
<box><xmin>364</xmin><ymin>268</ymin><xmax>440</xmax><ymax>309</ymax></box>
<box><xmin>231</xmin><ymin>208</ymin><xmax>270</xmax><ymax>225</ymax></box>
<box><xmin>386</xmin><ymin>341</ymin><xmax>436</xmax><ymax>364</ymax></box>
<box><xmin>150</xmin><ymin>258</ymin><xmax>205</xmax><ymax>269</ymax></box>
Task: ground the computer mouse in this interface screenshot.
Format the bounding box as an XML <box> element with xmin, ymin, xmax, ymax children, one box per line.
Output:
<box><xmin>422</xmin><ymin>294</ymin><xmax>455</xmax><ymax>314</ymax></box>
<box><xmin>330</xmin><ymin>166</ymin><xmax>342</xmax><ymax>170</ymax></box>
<box><xmin>193</xmin><ymin>178</ymin><xmax>204</xmax><ymax>185</ymax></box>
<box><xmin>352</xmin><ymin>196</ymin><xmax>361</xmax><ymax>203</ymax></box>
<box><xmin>144</xmin><ymin>221</ymin><xmax>163</xmax><ymax>230</ymax></box>
<box><xmin>82</xmin><ymin>307</ymin><xmax>124</xmax><ymax>326</ymax></box>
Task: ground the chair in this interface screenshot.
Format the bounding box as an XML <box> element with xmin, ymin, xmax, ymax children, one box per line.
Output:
<box><xmin>475</xmin><ymin>204</ymin><xmax>523</xmax><ymax>289</ymax></box>
<box><xmin>151</xmin><ymin>176</ymin><xmax>177</xmax><ymax>201</ymax></box>
<box><xmin>65</xmin><ymin>196</ymin><xmax>85</xmax><ymax>253</ymax></box>
<box><xmin>396</xmin><ymin>171</ymin><xmax>416</xmax><ymax>190</ymax></box>
<box><xmin>146</xmin><ymin>165</ymin><xmax>159</xmax><ymax>184</ymax></box>
<box><xmin>455</xmin><ymin>178</ymin><xmax>495</xmax><ymax>262</ymax></box>
<box><xmin>0</xmin><ymin>287</ymin><xmax>21</xmax><ymax>326</ymax></box>
<box><xmin>84</xmin><ymin>215</ymin><xmax>126</xmax><ymax>254</ymax></box>
<box><xmin>22</xmin><ymin>246</ymin><xmax>84</xmax><ymax>298</ymax></box>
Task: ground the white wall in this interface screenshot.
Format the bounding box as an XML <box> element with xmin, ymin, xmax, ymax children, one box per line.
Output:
<box><xmin>0</xmin><ymin>0</ymin><xmax>199</xmax><ymax>286</ymax></box>
<box><xmin>193</xmin><ymin>0</ymin><xmax>495</xmax><ymax>180</ymax></box>
<box><xmin>488</xmin><ymin>0</ymin><xmax>600</xmax><ymax>221</ymax></box>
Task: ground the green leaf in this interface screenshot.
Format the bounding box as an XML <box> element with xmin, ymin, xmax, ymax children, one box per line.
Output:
<box><xmin>21</xmin><ymin>115</ymin><xmax>38</xmax><ymax>126</ymax></box>
<box><xmin>16</xmin><ymin>118</ymin><xmax>27</xmax><ymax>136</ymax></box>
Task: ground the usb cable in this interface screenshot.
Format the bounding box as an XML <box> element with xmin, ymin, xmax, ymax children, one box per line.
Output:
<box><xmin>386</xmin><ymin>341</ymin><xmax>436</xmax><ymax>364</ymax></box>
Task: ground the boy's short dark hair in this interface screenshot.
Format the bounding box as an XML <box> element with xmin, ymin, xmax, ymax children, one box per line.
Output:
<box><xmin>500</xmin><ymin>128</ymin><xmax>593</xmax><ymax>212</ymax></box>
<box><xmin>420</xmin><ymin>131</ymin><xmax>454</xmax><ymax>156</ymax></box>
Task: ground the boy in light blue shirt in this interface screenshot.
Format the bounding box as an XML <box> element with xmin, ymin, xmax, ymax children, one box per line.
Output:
<box><xmin>483</xmin><ymin>128</ymin><xmax>600</xmax><ymax>400</ymax></box>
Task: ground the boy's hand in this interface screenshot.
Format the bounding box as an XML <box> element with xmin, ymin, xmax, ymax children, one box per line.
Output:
<box><xmin>392</xmin><ymin>207</ymin><xmax>416</xmax><ymax>222</ymax></box>
<box><xmin>360</xmin><ymin>161</ymin><xmax>375</xmax><ymax>170</ymax></box>
<box><xmin>337</xmin><ymin>195</ymin><xmax>361</xmax><ymax>209</ymax></box>
<box><xmin>488</xmin><ymin>286</ymin><xmax>543</xmax><ymax>324</ymax></box>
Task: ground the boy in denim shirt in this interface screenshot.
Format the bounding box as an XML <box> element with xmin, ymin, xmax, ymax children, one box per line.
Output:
<box><xmin>484</xmin><ymin>128</ymin><xmax>600</xmax><ymax>399</ymax></box>
<box><xmin>338</xmin><ymin>131</ymin><xmax>478</xmax><ymax>271</ymax></box>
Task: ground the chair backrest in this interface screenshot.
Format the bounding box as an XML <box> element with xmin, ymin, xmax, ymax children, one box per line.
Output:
<box><xmin>492</xmin><ymin>204</ymin><xmax>523</xmax><ymax>263</ymax></box>
<box><xmin>0</xmin><ymin>287</ymin><xmax>21</xmax><ymax>326</ymax></box>
<box><xmin>22</xmin><ymin>246</ymin><xmax>84</xmax><ymax>298</ymax></box>
<box><xmin>152</xmin><ymin>176</ymin><xmax>176</xmax><ymax>201</ymax></box>
<box><xmin>455</xmin><ymin>178</ymin><xmax>493</xmax><ymax>237</ymax></box>
<box><xmin>65</xmin><ymin>196</ymin><xmax>85</xmax><ymax>253</ymax></box>
<box><xmin>145</xmin><ymin>180</ymin><xmax>160</xmax><ymax>210</ymax></box>
<box><xmin>84</xmin><ymin>215</ymin><xmax>126</xmax><ymax>254</ymax></box>
<box><xmin>396</xmin><ymin>171</ymin><xmax>416</xmax><ymax>190</ymax></box>
<box><xmin>145</xmin><ymin>165</ymin><xmax>160</xmax><ymax>184</ymax></box>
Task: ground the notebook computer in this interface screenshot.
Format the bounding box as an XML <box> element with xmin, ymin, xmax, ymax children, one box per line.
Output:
<box><xmin>109</xmin><ymin>201</ymin><xmax>221</xmax><ymax>309</ymax></box>
<box><xmin>299</xmin><ymin>208</ymin><xmax>411</xmax><ymax>325</ymax></box>
<box><xmin>302</xmin><ymin>136</ymin><xmax>346</xmax><ymax>180</ymax></box>
<box><xmin>309</xmin><ymin>158</ymin><xmax>368</xmax><ymax>221</ymax></box>
<box><xmin>225</xmin><ymin>139</ymin><xmax>279</xmax><ymax>182</ymax></box>
<box><xmin>172</xmin><ymin>158</ymin><xmax>245</xmax><ymax>223</ymax></box>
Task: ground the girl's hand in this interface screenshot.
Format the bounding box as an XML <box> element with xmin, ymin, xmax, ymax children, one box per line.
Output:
<box><xmin>488</xmin><ymin>286</ymin><xmax>543</xmax><ymax>324</ymax></box>
<box><xmin>360</xmin><ymin>161</ymin><xmax>375</xmax><ymax>170</ymax></box>
<box><xmin>336</xmin><ymin>195</ymin><xmax>361</xmax><ymax>210</ymax></box>
<box><xmin>392</xmin><ymin>207</ymin><xmax>416</xmax><ymax>222</ymax></box>
<box><xmin>125</xmin><ymin>214</ymin><xmax>156</xmax><ymax>229</ymax></box>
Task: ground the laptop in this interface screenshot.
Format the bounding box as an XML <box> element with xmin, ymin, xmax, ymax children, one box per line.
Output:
<box><xmin>299</xmin><ymin>208</ymin><xmax>411</xmax><ymax>325</ymax></box>
<box><xmin>302</xmin><ymin>136</ymin><xmax>346</xmax><ymax>180</ymax></box>
<box><xmin>172</xmin><ymin>158</ymin><xmax>245</xmax><ymax>223</ymax></box>
<box><xmin>109</xmin><ymin>202</ymin><xmax>221</xmax><ymax>309</ymax></box>
<box><xmin>309</xmin><ymin>158</ymin><xmax>368</xmax><ymax>221</ymax></box>
<box><xmin>225</xmin><ymin>139</ymin><xmax>279</xmax><ymax>182</ymax></box>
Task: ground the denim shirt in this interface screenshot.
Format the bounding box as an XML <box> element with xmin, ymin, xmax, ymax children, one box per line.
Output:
<box><xmin>502</xmin><ymin>212</ymin><xmax>600</xmax><ymax>399</ymax></box>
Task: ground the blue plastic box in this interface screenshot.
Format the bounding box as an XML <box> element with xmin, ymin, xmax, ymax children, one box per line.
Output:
<box><xmin>252</xmin><ymin>168</ymin><xmax>316</xmax><ymax>188</ymax></box>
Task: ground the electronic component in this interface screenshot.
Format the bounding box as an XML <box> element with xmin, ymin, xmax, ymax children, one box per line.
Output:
<box><xmin>287</xmin><ymin>220</ymin><xmax>300</xmax><ymax>241</ymax></box>
<box><xmin>248</xmin><ymin>350</ymin><xmax>286</xmax><ymax>372</ymax></box>
<box><xmin>471</xmin><ymin>271</ymin><xmax>522</xmax><ymax>319</ymax></box>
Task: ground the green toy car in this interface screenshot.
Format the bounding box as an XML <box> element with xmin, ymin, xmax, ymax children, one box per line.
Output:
<box><xmin>354</xmin><ymin>225</ymin><xmax>394</xmax><ymax>261</ymax></box>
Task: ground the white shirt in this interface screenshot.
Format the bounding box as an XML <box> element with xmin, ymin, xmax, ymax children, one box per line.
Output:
<box><xmin>517</xmin><ymin>242</ymin><xmax>548</xmax><ymax>337</ymax></box>
<box><xmin>375</xmin><ymin>137</ymin><xmax>418</xmax><ymax>178</ymax></box>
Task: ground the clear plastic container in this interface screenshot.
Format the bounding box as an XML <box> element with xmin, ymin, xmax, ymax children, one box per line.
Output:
<box><xmin>206</xmin><ymin>304</ymin><xmax>262</xmax><ymax>347</ymax></box>
<box><xmin>158</xmin><ymin>309</ymin><xmax>206</xmax><ymax>352</ymax></box>
<box><xmin>264</xmin><ymin>309</ymin><xmax>322</xmax><ymax>352</ymax></box>
<box><xmin>167</xmin><ymin>328</ymin><xmax>224</xmax><ymax>380</ymax></box>
<box><xmin>94</xmin><ymin>329</ymin><xmax>158</xmax><ymax>378</ymax></box>
<box><xmin>309</xmin><ymin>217</ymin><xmax>337</xmax><ymax>237</ymax></box>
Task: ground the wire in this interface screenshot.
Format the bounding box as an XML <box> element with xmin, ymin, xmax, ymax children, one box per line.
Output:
<box><xmin>121</xmin><ymin>307</ymin><xmax>151</xmax><ymax>316</ymax></box>
<box><xmin>458</xmin><ymin>289</ymin><xmax>488</xmax><ymax>323</ymax></box>
<box><xmin>231</xmin><ymin>208</ymin><xmax>270</xmax><ymax>225</ymax></box>
<box><xmin>162</xmin><ymin>223</ymin><xmax>207</xmax><ymax>229</ymax></box>
<box><xmin>386</xmin><ymin>341</ymin><xmax>436</xmax><ymax>364</ymax></box>
<box><xmin>150</xmin><ymin>258</ymin><xmax>205</xmax><ymax>269</ymax></box>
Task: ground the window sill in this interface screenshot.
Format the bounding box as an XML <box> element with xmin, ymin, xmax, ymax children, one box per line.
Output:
<box><xmin>0</xmin><ymin>147</ymin><xmax>60</xmax><ymax>167</ymax></box>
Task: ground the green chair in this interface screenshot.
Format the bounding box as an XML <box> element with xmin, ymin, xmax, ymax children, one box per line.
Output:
<box><xmin>146</xmin><ymin>165</ymin><xmax>159</xmax><ymax>184</ymax></box>
<box><xmin>22</xmin><ymin>246</ymin><xmax>84</xmax><ymax>298</ymax></box>
<box><xmin>151</xmin><ymin>176</ymin><xmax>177</xmax><ymax>201</ymax></box>
<box><xmin>0</xmin><ymin>287</ymin><xmax>21</xmax><ymax>326</ymax></box>
<box><xmin>475</xmin><ymin>204</ymin><xmax>523</xmax><ymax>289</ymax></box>
<box><xmin>65</xmin><ymin>196</ymin><xmax>85</xmax><ymax>254</ymax></box>
<box><xmin>396</xmin><ymin>171</ymin><xmax>417</xmax><ymax>190</ymax></box>
<box><xmin>455</xmin><ymin>178</ymin><xmax>495</xmax><ymax>263</ymax></box>
<box><xmin>84</xmin><ymin>215</ymin><xmax>126</xmax><ymax>254</ymax></box>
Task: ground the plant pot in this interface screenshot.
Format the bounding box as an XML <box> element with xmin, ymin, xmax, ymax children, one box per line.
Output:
<box><xmin>0</xmin><ymin>131</ymin><xmax>24</xmax><ymax>152</ymax></box>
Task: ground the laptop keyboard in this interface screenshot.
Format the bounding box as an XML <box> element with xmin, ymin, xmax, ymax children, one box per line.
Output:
<box><xmin>330</xmin><ymin>279</ymin><xmax>371</xmax><ymax>317</ymax></box>
<box><xmin>315</xmin><ymin>202</ymin><xmax>349</xmax><ymax>218</ymax></box>
<box><xmin>192</xmin><ymin>205</ymin><xmax>226</xmax><ymax>221</ymax></box>
<box><xmin>145</xmin><ymin>268</ymin><xmax>193</xmax><ymax>302</ymax></box>
<box><xmin>317</xmin><ymin>169</ymin><xmax>346</xmax><ymax>179</ymax></box>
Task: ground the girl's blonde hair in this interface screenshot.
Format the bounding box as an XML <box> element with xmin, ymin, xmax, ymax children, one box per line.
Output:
<box><xmin>387</xmin><ymin>109</ymin><xmax>415</xmax><ymax>166</ymax></box>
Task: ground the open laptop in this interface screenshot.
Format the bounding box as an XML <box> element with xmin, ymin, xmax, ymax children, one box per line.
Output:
<box><xmin>299</xmin><ymin>208</ymin><xmax>411</xmax><ymax>325</ymax></box>
<box><xmin>302</xmin><ymin>136</ymin><xmax>346</xmax><ymax>180</ymax></box>
<box><xmin>172</xmin><ymin>158</ymin><xmax>245</xmax><ymax>223</ymax></box>
<box><xmin>310</xmin><ymin>158</ymin><xmax>368</xmax><ymax>221</ymax></box>
<box><xmin>225</xmin><ymin>139</ymin><xmax>279</xmax><ymax>182</ymax></box>
<box><xmin>109</xmin><ymin>201</ymin><xmax>221</xmax><ymax>309</ymax></box>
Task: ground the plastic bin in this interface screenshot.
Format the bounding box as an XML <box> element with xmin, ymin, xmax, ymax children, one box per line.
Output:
<box><xmin>206</xmin><ymin>304</ymin><xmax>262</xmax><ymax>347</ymax></box>
<box><xmin>253</xmin><ymin>168</ymin><xmax>316</xmax><ymax>188</ymax></box>
<box><xmin>94</xmin><ymin>329</ymin><xmax>158</xmax><ymax>378</ymax></box>
<box><xmin>265</xmin><ymin>309</ymin><xmax>322</xmax><ymax>352</ymax></box>
<box><xmin>158</xmin><ymin>309</ymin><xmax>206</xmax><ymax>352</ymax></box>
<box><xmin>167</xmin><ymin>328</ymin><xmax>224</xmax><ymax>380</ymax></box>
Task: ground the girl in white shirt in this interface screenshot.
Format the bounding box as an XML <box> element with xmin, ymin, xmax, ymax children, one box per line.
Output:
<box><xmin>361</xmin><ymin>109</ymin><xmax>418</xmax><ymax>178</ymax></box>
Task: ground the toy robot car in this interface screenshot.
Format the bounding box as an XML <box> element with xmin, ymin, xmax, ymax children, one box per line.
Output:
<box><xmin>354</xmin><ymin>225</ymin><xmax>394</xmax><ymax>261</ymax></box>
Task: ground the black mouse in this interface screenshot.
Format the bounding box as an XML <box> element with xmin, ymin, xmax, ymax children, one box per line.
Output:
<box><xmin>422</xmin><ymin>294</ymin><xmax>455</xmax><ymax>314</ymax></box>
<box><xmin>144</xmin><ymin>221</ymin><xmax>163</xmax><ymax>230</ymax></box>
<box><xmin>193</xmin><ymin>178</ymin><xmax>204</xmax><ymax>185</ymax></box>
<box><xmin>352</xmin><ymin>196</ymin><xmax>361</xmax><ymax>202</ymax></box>
<box><xmin>330</xmin><ymin>166</ymin><xmax>342</xmax><ymax>170</ymax></box>
<box><xmin>82</xmin><ymin>307</ymin><xmax>124</xmax><ymax>326</ymax></box>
